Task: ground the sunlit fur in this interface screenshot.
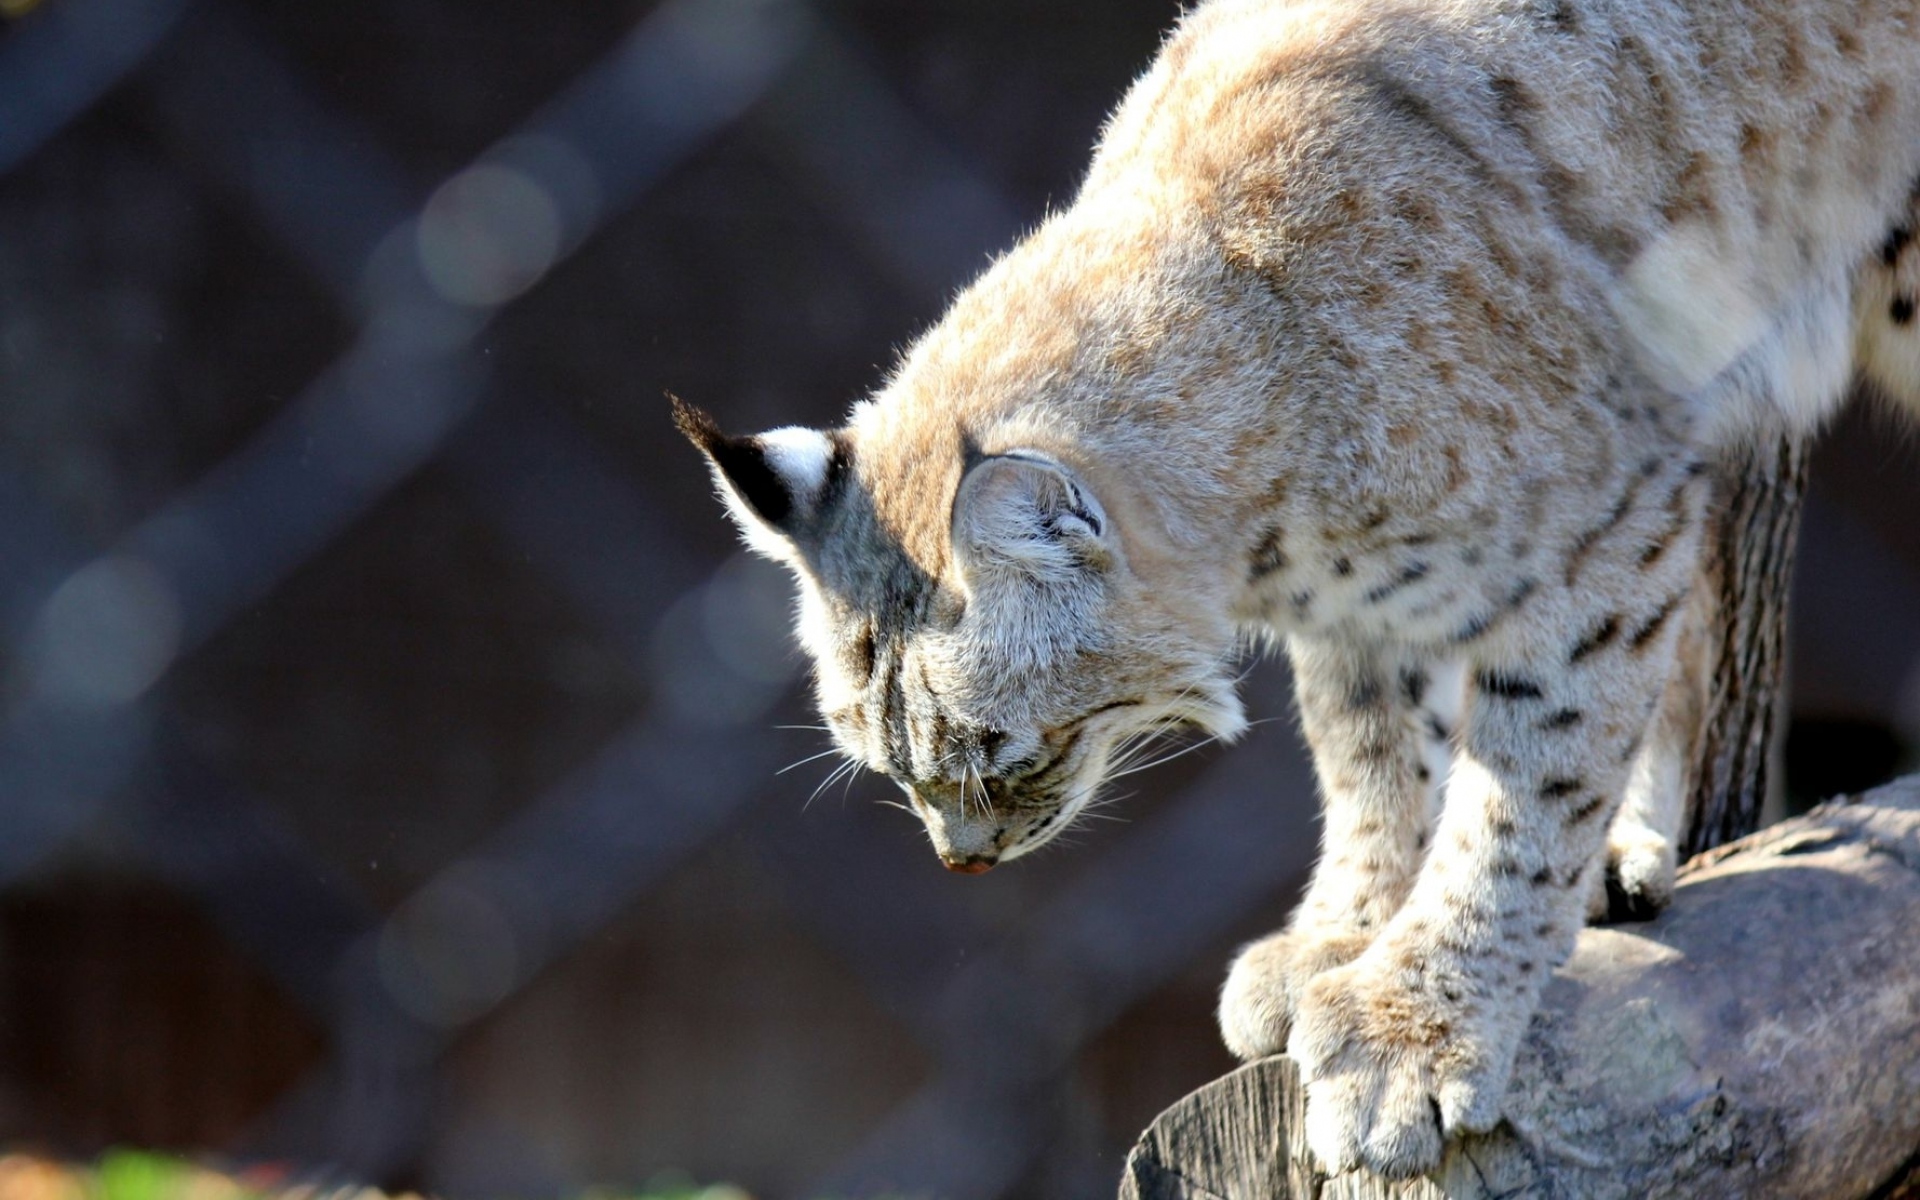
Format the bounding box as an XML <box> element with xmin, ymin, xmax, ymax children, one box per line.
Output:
<box><xmin>685</xmin><ymin>0</ymin><xmax>1920</xmax><ymax>1179</ymax></box>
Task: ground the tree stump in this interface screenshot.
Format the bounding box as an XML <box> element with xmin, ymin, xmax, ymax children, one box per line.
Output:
<box><xmin>1122</xmin><ymin>775</ymin><xmax>1920</xmax><ymax>1199</ymax></box>
<box><xmin>1683</xmin><ymin>433</ymin><xmax>1810</xmax><ymax>856</ymax></box>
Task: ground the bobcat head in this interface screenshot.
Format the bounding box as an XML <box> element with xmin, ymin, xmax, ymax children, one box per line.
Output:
<box><xmin>675</xmin><ymin>395</ymin><xmax>1246</xmax><ymax>873</ymax></box>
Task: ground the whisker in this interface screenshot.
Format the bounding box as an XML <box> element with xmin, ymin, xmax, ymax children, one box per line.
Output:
<box><xmin>806</xmin><ymin>758</ymin><xmax>862</xmax><ymax>811</ymax></box>
<box><xmin>1105</xmin><ymin>713</ymin><xmax>1192</xmax><ymax>777</ymax></box>
<box><xmin>777</xmin><ymin>747</ymin><xmax>847</xmax><ymax>776</ymax></box>
<box><xmin>1111</xmin><ymin>733</ymin><xmax>1224</xmax><ymax>779</ymax></box>
<box><xmin>965</xmin><ymin>762</ymin><xmax>990</xmax><ymax>819</ymax></box>
<box><xmin>1074</xmin><ymin>792</ymin><xmax>1135</xmax><ymax>824</ymax></box>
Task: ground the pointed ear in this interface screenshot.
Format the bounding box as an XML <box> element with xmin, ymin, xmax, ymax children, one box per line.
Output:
<box><xmin>952</xmin><ymin>451</ymin><xmax>1115</xmax><ymax>580</ymax></box>
<box><xmin>673</xmin><ymin>395</ymin><xmax>839</xmax><ymax>558</ymax></box>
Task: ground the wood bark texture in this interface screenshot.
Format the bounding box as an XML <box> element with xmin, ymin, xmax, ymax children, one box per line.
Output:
<box><xmin>1121</xmin><ymin>775</ymin><xmax>1920</xmax><ymax>1200</ymax></box>
<box><xmin>1682</xmin><ymin>432</ymin><xmax>1810</xmax><ymax>857</ymax></box>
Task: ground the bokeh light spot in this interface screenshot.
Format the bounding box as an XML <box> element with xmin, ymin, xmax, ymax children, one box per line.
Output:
<box><xmin>30</xmin><ymin>554</ymin><xmax>183</xmax><ymax>708</ymax></box>
<box><xmin>377</xmin><ymin>872</ymin><xmax>523</xmax><ymax>1027</ymax></box>
<box><xmin>416</xmin><ymin>163</ymin><xmax>562</xmax><ymax>307</ymax></box>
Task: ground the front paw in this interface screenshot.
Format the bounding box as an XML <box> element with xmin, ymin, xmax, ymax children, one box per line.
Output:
<box><xmin>1287</xmin><ymin>955</ymin><xmax>1513</xmax><ymax>1179</ymax></box>
<box><xmin>1217</xmin><ymin>928</ymin><xmax>1371</xmax><ymax>1061</ymax></box>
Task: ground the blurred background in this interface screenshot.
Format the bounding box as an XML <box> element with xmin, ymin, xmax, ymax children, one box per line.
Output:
<box><xmin>0</xmin><ymin>0</ymin><xmax>1914</xmax><ymax>1196</ymax></box>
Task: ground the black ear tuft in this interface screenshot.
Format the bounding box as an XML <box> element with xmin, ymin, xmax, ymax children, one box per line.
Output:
<box><xmin>670</xmin><ymin>392</ymin><xmax>724</xmax><ymax>452</ymax></box>
<box><xmin>672</xmin><ymin>391</ymin><xmax>837</xmax><ymax>537</ymax></box>
<box><xmin>670</xmin><ymin>394</ymin><xmax>796</xmax><ymax>528</ymax></box>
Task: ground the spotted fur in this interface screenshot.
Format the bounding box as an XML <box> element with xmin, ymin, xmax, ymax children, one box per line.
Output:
<box><xmin>683</xmin><ymin>0</ymin><xmax>1920</xmax><ymax>1179</ymax></box>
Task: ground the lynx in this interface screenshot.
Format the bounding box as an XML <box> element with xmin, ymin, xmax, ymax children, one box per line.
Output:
<box><xmin>678</xmin><ymin>0</ymin><xmax>1920</xmax><ymax>1178</ymax></box>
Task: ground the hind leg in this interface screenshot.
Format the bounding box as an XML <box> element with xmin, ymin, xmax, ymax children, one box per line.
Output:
<box><xmin>1591</xmin><ymin>576</ymin><xmax>1710</xmax><ymax>921</ymax></box>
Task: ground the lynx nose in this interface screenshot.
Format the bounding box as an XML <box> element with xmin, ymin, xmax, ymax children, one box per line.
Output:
<box><xmin>918</xmin><ymin>788</ymin><xmax>1004</xmax><ymax>874</ymax></box>
<box><xmin>941</xmin><ymin>854</ymin><xmax>997</xmax><ymax>875</ymax></box>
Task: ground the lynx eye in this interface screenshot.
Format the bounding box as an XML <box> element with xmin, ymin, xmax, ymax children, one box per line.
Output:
<box><xmin>999</xmin><ymin>752</ymin><xmax>1042</xmax><ymax>780</ymax></box>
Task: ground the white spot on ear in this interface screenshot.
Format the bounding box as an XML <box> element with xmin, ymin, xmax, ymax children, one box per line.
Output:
<box><xmin>758</xmin><ymin>427</ymin><xmax>834</xmax><ymax>500</ymax></box>
<box><xmin>709</xmin><ymin>425</ymin><xmax>837</xmax><ymax>565</ymax></box>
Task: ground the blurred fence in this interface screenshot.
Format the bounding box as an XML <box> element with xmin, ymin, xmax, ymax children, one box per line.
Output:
<box><xmin>0</xmin><ymin>0</ymin><xmax>1325</xmax><ymax>1195</ymax></box>
<box><xmin>0</xmin><ymin>1</ymin><xmax>1916</xmax><ymax>1197</ymax></box>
